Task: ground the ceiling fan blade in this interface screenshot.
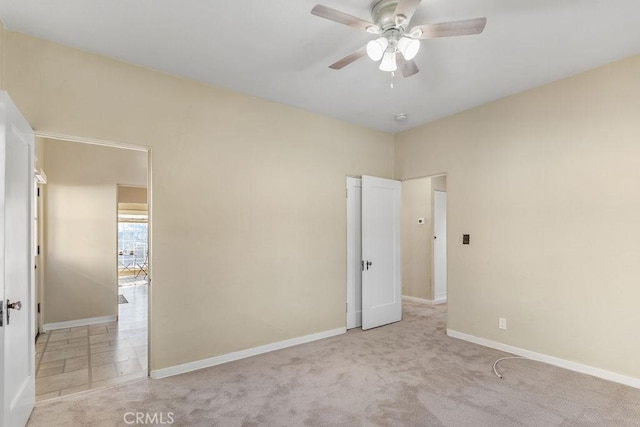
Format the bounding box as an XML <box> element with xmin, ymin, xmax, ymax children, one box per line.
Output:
<box><xmin>396</xmin><ymin>53</ymin><xmax>420</xmax><ymax>78</ymax></box>
<box><xmin>329</xmin><ymin>46</ymin><xmax>367</xmax><ymax>70</ymax></box>
<box><xmin>394</xmin><ymin>0</ymin><xmax>422</xmax><ymax>24</ymax></box>
<box><xmin>312</xmin><ymin>5</ymin><xmax>380</xmax><ymax>33</ymax></box>
<box><xmin>411</xmin><ymin>17</ymin><xmax>487</xmax><ymax>39</ymax></box>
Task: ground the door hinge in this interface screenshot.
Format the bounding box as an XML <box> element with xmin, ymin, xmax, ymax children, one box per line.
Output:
<box><xmin>346</xmin><ymin>188</ymin><xmax>348</xmax><ymax>198</ymax></box>
<box><xmin>346</xmin><ymin>302</ymin><xmax>348</xmax><ymax>312</ymax></box>
<box><xmin>37</xmin><ymin>245</ymin><xmax>40</xmax><ymax>255</ymax></box>
<box><xmin>37</xmin><ymin>187</ymin><xmax>40</xmax><ymax>197</ymax></box>
<box><xmin>37</xmin><ymin>303</ymin><xmax>40</xmax><ymax>314</ymax></box>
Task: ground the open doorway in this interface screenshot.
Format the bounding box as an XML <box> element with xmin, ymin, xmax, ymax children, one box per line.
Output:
<box><xmin>345</xmin><ymin>174</ymin><xmax>446</xmax><ymax>331</ymax></box>
<box><xmin>115</xmin><ymin>185</ymin><xmax>149</xmax><ymax>380</ymax></box>
<box><xmin>33</xmin><ymin>136</ymin><xmax>150</xmax><ymax>401</ymax></box>
<box><xmin>400</xmin><ymin>174</ymin><xmax>447</xmax><ymax>305</ymax></box>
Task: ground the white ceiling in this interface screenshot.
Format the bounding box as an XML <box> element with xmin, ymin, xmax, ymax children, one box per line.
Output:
<box><xmin>1</xmin><ymin>0</ymin><xmax>639</xmax><ymax>133</ymax></box>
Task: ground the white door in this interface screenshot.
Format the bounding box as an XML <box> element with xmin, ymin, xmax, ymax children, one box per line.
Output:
<box><xmin>361</xmin><ymin>175</ymin><xmax>401</xmax><ymax>330</ymax></box>
<box><xmin>1</xmin><ymin>91</ymin><xmax>36</xmax><ymax>427</ymax></box>
<box><xmin>346</xmin><ymin>178</ymin><xmax>362</xmax><ymax>329</ymax></box>
<box><xmin>433</xmin><ymin>191</ymin><xmax>447</xmax><ymax>303</ymax></box>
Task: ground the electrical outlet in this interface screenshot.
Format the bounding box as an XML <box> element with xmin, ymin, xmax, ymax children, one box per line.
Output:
<box><xmin>499</xmin><ymin>318</ymin><xmax>507</xmax><ymax>330</ymax></box>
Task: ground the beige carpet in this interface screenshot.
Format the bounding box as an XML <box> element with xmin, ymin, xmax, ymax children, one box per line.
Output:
<box><xmin>28</xmin><ymin>302</ymin><xmax>640</xmax><ymax>426</ymax></box>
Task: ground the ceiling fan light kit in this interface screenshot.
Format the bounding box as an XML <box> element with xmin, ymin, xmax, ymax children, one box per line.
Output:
<box><xmin>397</xmin><ymin>37</ymin><xmax>420</xmax><ymax>60</ymax></box>
<box><xmin>311</xmin><ymin>0</ymin><xmax>487</xmax><ymax>78</ymax></box>
<box><xmin>380</xmin><ymin>50</ymin><xmax>398</xmax><ymax>72</ymax></box>
<box><xmin>366</xmin><ymin>37</ymin><xmax>388</xmax><ymax>61</ymax></box>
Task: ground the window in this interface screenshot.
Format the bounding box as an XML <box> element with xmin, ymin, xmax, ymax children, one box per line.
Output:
<box><xmin>118</xmin><ymin>215</ymin><xmax>148</xmax><ymax>274</ymax></box>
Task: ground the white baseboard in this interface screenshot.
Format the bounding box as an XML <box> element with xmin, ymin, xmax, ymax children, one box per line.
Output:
<box><xmin>402</xmin><ymin>295</ymin><xmax>447</xmax><ymax>305</ymax></box>
<box><xmin>43</xmin><ymin>315</ymin><xmax>116</xmax><ymax>332</ymax></box>
<box><xmin>447</xmin><ymin>329</ymin><xmax>640</xmax><ymax>390</ymax></box>
<box><xmin>433</xmin><ymin>294</ymin><xmax>447</xmax><ymax>304</ymax></box>
<box><xmin>151</xmin><ymin>327</ymin><xmax>346</xmax><ymax>380</ymax></box>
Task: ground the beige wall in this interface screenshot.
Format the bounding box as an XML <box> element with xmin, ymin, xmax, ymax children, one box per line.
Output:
<box><xmin>0</xmin><ymin>24</ymin><xmax>4</xmax><ymax>87</ymax></box>
<box><xmin>2</xmin><ymin>31</ymin><xmax>395</xmax><ymax>370</ymax></box>
<box><xmin>401</xmin><ymin>177</ymin><xmax>431</xmax><ymax>299</ymax></box>
<box><xmin>396</xmin><ymin>55</ymin><xmax>640</xmax><ymax>379</ymax></box>
<box><xmin>43</xmin><ymin>139</ymin><xmax>147</xmax><ymax>323</ymax></box>
<box><xmin>431</xmin><ymin>176</ymin><xmax>446</xmax><ymax>193</ymax></box>
<box><xmin>118</xmin><ymin>185</ymin><xmax>147</xmax><ymax>204</ymax></box>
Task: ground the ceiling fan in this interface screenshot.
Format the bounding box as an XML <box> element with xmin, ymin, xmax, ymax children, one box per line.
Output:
<box><xmin>311</xmin><ymin>0</ymin><xmax>487</xmax><ymax>77</ymax></box>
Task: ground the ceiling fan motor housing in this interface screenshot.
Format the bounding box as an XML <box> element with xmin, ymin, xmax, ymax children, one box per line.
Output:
<box><xmin>372</xmin><ymin>0</ymin><xmax>406</xmax><ymax>30</ymax></box>
<box><xmin>383</xmin><ymin>28</ymin><xmax>402</xmax><ymax>46</ymax></box>
<box><xmin>370</xmin><ymin>0</ymin><xmax>418</xmax><ymax>67</ymax></box>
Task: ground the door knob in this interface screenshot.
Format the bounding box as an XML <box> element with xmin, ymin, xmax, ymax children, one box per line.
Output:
<box><xmin>366</xmin><ymin>261</ymin><xmax>373</xmax><ymax>270</ymax></box>
<box><xmin>8</xmin><ymin>300</ymin><xmax>22</xmax><ymax>311</ymax></box>
<box><xmin>6</xmin><ymin>299</ymin><xmax>22</xmax><ymax>325</ymax></box>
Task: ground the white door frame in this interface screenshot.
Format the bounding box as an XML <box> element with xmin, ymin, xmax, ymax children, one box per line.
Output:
<box><xmin>346</xmin><ymin>177</ymin><xmax>362</xmax><ymax>329</ymax></box>
<box><xmin>35</xmin><ymin>179</ymin><xmax>45</xmax><ymax>335</ymax></box>
<box><xmin>33</xmin><ymin>131</ymin><xmax>153</xmax><ymax>377</ymax></box>
<box><xmin>433</xmin><ymin>190</ymin><xmax>447</xmax><ymax>304</ymax></box>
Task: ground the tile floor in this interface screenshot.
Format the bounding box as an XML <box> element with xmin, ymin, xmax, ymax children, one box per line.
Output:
<box><xmin>35</xmin><ymin>282</ymin><xmax>148</xmax><ymax>401</ymax></box>
<box><xmin>118</xmin><ymin>274</ymin><xmax>148</xmax><ymax>287</ymax></box>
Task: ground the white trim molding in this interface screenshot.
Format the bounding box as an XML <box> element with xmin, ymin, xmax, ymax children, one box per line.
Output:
<box><xmin>43</xmin><ymin>315</ymin><xmax>117</xmax><ymax>332</ymax></box>
<box><xmin>151</xmin><ymin>327</ymin><xmax>346</xmax><ymax>379</ymax></box>
<box><xmin>33</xmin><ymin>131</ymin><xmax>150</xmax><ymax>152</ymax></box>
<box><xmin>447</xmin><ymin>329</ymin><xmax>640</xmax><ymax>390</ymax></box>
<box><xmin>433</xmin><ymin>295</ymin><xmax>447</xmax><ymax>305</ymax></box>
<box><xmin>402</xmin><ymin>295</ymin><xmax>447</xmax><ymax>305</ymax></box>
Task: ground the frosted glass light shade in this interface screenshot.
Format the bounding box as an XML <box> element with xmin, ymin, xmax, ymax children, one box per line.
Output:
<box><xmin>366</xmin><ymin>37</ymin><xmax>388</xmax><ymax>61</ymax></box>
<box><xmin>379</xmin><ymin>50</ymin><xmax>397</xmax><ymax>72</ymax></box>
<box><xmin>398</xmin><ymin>37</ymin><xmax>420</xmax><ymax>60</ymax></box>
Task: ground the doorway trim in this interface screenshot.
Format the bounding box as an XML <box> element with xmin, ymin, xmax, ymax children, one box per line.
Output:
<box><xmin>433</xmin><ymin>189</ymin><xmax>447</xmax><ymax>304</ymax></box>
<box><xmin>33</xmin><ymin>130</ymin><xmax>152</xmax><ymax>379</ymax></box>
<box><xmin>346</xmin><ymin>177</ymin><xmax>362</xmax><ymax>330</ymax></box>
